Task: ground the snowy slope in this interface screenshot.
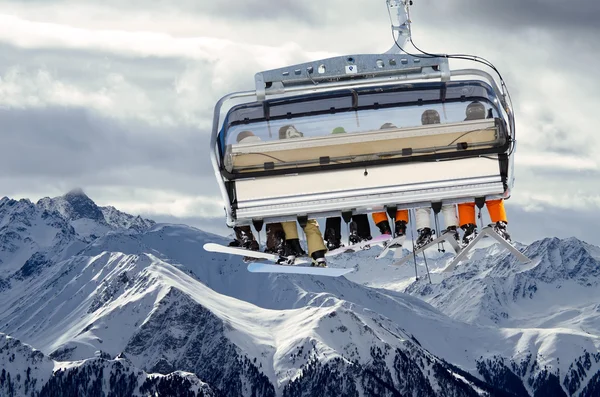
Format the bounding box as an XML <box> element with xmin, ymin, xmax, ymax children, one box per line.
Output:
<box><xmin>399</xmin><ymin>236</ymin><xmax>600</xmax><ymax>334</ymax></box>
<box><xmin>0</xmin><ymin>236</ymin><xmax>494</xmax><ymax>396</ymax></box>
<box><xmin>1</xmin><ymin>191</ymin><xmax>600</xmax><ymax>395</ymax></box>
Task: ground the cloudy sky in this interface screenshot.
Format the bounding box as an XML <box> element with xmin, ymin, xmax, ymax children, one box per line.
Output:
<box><xmin>1</xmin><ymin>0</ymin><xmax>599</xmax><ymax>245</ymax></box>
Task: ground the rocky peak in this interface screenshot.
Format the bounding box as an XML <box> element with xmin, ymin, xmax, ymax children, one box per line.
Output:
<box><xmin>524</xmin><ymin>236</ymin><xmax>600</xmax><ymax>284</ymax></box>
<box><xmin>37</xmin><ymin>188</ymin><xmax>106</xmax><ymax>223</ymax></box>
<box><xmin>101</xmin><ymin>205</ymin><xmax>156</xmax><ymax>231</ymax></box>
<box><xmin>0</xmin><ymin>197</ymin><xmax>37</xmax><ymax>228</ymax></box>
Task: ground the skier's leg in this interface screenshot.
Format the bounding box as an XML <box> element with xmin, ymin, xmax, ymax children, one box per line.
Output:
<box><xmin>303</xmin><ymin>219</ymin><xmax>327</xmax><ymax>266</ymax></box>
<box><xmin>415</xmin><ymin>208</ymin><xmax>434</xmax><ymax>248</ymax></box>
<box><xmin>281</xmin><ymin>221</ymin><xmax>306</xmax><ymax>256</ymax></box>
<box><xmin>324</xmin><ymin>217</ymin><xmax>342</xmax><ymax>250</ymax></box>
<box><xmin>458</xmin><ymin>203</ymin><xmax>476</xmax><ymax>226</ymax></box>
<box><xmin>394</xmin><ymin>209</ymin><xmax>408</xmax><ymax>237</ymax></box>
<box><xmin>442</xmin><ymin>205</ymin><xmax>459</xmax><ymax>228</ymax></box>
<box><xmin>486</xmin><ymin>199</ymin><xmax>511</xmax><ymax>241</ymax></box>
<box><xmin>415</xmin><ymin>208</ymin><xmax>431</xmax><ymax>230</ymax></box>
<box><xmin>486</xmin><ymin>199</ymin><xmax>507</xmax><ymax>223</ymax></box>
<box><xmin>265</xmin><ymin>223</ymin><xmax>286</xmax><ymax>255</ymax></box>
<box><xmin>352</xmin><ymin>214</ymin><xmax>372</xmax><ymax>242</ymax></box>
<box><xmin>372</xmin><ymin>212</ymin><xmax>392</xmax><ymax>235</ymax></box>
<box><xmin>458</xmin><ymin>202</ymin><xmax>477</xmax><ymax>244</ymax></box>
<box><xmin>458</xmin><ymin>203</ymin><xmax>476</xmax><ymax>227</ymax></box>
<box><xmin>281</xmin><ymin>221</ymin><xmax>299</xmax><ymax>239</ymax></box>
<box><xmin>231</xmin><ymin>225</ymin><xmax>259</xmax><ymax>250</ymax></box>
<box><xmin>441</xmin><ymin>205</ymin><xmax>460</xmax><ymax>241</ymax></box>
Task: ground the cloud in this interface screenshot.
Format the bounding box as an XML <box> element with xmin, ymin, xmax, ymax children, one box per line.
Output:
<box><xmin>1</xmin><ymin>1</ymin><xmax>600</xmax><ymax>246</ymax></box>
<box><xmin>93</xmin><ymin>188</ymin><xmax>225</xmax><ymax>219</ymax></box>
<box><xmin>1</xmin><ymin>0</ymin><xmax>321</xmax><ymax>23</ymax></box>
<box><xmin>505</xmin><ymin>203</ymin><xmax>600</xmax><ymax>247</ymax></box>
<box><xmin>404</xmin><ymin>0</ymin><xmax>600</xmax><ymax>42</ymax></box>
<box><xmin>0</xmin><ymin>107</ymin><xmax>223</xmax><ymax>214</ymax></box>
<box><xmin>517</xmin><ymin>153</ymin><xmax>598</xmax><ymax>172</ymax></box>
<box><xmin>0</xmin><ymin>14</ymin><xmax>224</xmax><ymax>60</ymax></box>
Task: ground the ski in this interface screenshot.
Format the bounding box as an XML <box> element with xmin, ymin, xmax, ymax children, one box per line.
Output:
<box><xmin>247</xmin><ymin>262</ymin><xmax>354</xmax><ymax>277</ymax></box>
<box><xmin>203</xmin><ymin>243</ymin><xmax>310</xmax><ymax>265</ymax></box>
<box><xmin>391</xmin><ymin>231</ymin><xmax>463</xmax><ymax>266</ymax></box>
<box><xmin>442</xmin><ymin>226</ymin><xmax>531</xmax><ymax>272</ymax></box>
<box><xmin>376</xmin><ymin>235</ymin><xmax>406</xmax><ymax>259</ymax></box>
<box><xmin>326</xmin><ymin>234</ymin><xmax>392</xmax><ymax>257</ymax></box>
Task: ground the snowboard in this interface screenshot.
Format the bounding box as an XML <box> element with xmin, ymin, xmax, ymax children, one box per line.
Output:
<box><xmin>247</xmin><ymin>262</ymin><xmax>354</xmax><ymax>277</ymax></box>
<box><xmin>376</xmin><ymin>235</ymin><xmax>407</xmax><ymax>259</ymax></box>
<box><xmin>203</xmin><ymin>243</ymin><xmax>310</xmax><ymax>265</ymax></box>
<box><xmin>391</xmin><ymin>231</ymin><xmax>463</xmax><ymax>266</ymax></box>
<box><xmin>326</xmin><ymin>234</ymin><xmax>392</xmax><ymax>257</ymax></box>
<box><xmin>442</xmin><ymin>226</ymin><xmax>531</xmax><ymax>272</ymax></box>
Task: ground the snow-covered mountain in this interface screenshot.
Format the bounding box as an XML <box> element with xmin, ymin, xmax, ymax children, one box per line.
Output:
<box><xmin>1</xmin><ymin>190</ymin><xmax>600</xmax><ymax>396</ymax></box>
<box><xmin>0</xmin><ymin>189</ymin><xmax>155</xmax><ymax>282</ymax></box>
<box><xmin>36</xmin><ymin>188</ymin><xmax>155</xmax><ymax>240</ymax></box>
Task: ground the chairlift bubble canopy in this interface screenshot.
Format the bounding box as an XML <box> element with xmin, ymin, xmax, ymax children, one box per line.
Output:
<box><xmin>210</xmin><ymin>39</ymin><xmax>516</xmax><ymax>230</ymax></box>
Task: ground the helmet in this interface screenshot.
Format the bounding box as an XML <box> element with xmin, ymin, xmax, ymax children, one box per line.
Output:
<box><xmin>332</xmin><ymin>127</ymin><xmax>346</xmax><ymax>134</ymax></box>
<box><xmin>278</xmin><ymin>125</ymin><xmax>304</xmax><ymax>139</ymax></box>
<box><xmin>380</xmin><ymin>122</ymin><xmax>397</xmax><ymax>129</ymax></box>
<box><xmin>421</xmin><ymin>109</ymin><xmax>441</xmax><ymax>125</ymax></box>
<box><xmin>465</xmin><ymin>102</ymin><xmax>486</xmax><ymax>120</ymax></box>
<box><xmin>236</xmin><ymin>130</ymin><xmax>260</xmax><ymax>143</ymax></box>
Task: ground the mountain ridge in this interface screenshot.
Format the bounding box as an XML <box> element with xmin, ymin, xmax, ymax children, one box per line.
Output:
<box><xmin>1</xmin><ymin>191</ymin><xmax>599</xmax><ymax>396</ymax></box>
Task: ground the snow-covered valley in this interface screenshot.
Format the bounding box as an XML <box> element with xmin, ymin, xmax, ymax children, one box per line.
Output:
<box><xmin>1</xmin><ymin>190</ymin><xmax>599</xmax><ymax>396</ymax></box>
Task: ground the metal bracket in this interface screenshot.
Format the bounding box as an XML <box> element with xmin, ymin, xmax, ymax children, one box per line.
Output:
<box><xmin>440</xmin><ymin>60</ymin><xmax>451</xmax><ymax>82</ymax></box>
<box><xmin>341</xmin><ymin>211</ymin><xmax>353</xmax><ymax>224</ymax></box>
<box><xmin>254</xmin><ymin>54</ymin><xmax>449</xmax><ymax>99</ymax></box>
<box><xmin>252</xmin><ymin>219</ymin><xmax>264</xmax><ymax>232</ymax></box>
<box><xmin>431</xmin><ymin>202</ymin><xmax>442</xmax><ymax>214</ymax></box>
<box><xmin>386</xmin><ymin>205</ymin><xmax>398</xmax><ymax>220</ymax></box>
<box><xmin>297</xmin><ymin>215</ymin><xmax>308</xmax><ymax>229</ymax></box>
<box><xmin>475</xmin><ymin>197</ymin><xmax>486</xmax><ymax>209</ymax></box>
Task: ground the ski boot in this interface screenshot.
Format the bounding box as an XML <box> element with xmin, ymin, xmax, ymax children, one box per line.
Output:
<box><xmin>375</xmin><ymin>220</ymin><xmax>392</xmax><ymax>236</ymax></box>
<box><xmin>325</xmin><ymin>227</ymin><xmax>342</xmax><ymax>250</ymax></box>
<box><xmin>285</xmin><ymin>238</ymin><xmax>306</xmax><ymax>257</ymax></box>
<box><xmin>311</xmin><ymin>250</ymin><xmax>327</xmax><ymax>267</ymax></box>
<box><xmin>461</xmin><ymin>223</ymin><xmax>477</xmax><ymax>246</ymax></box>
<box><xmin>265</xmin><ymin>227</ymin><xmax>291</xmax><ymax>264</ymax></box>
<box><xmin>491</xmin><ymin>221</ymin><xmax>511</xmax><ymax>242</ymax></box>
<box><xmin>382</xmin><ymin>220</ymin><xmax>407</xmax><ymax>250</ymax></box>
<box><xmin>230</xmin><ymin>227</ymin><xmax>257</xmax><ymax>248</ymax></box>
<box><xmin>238</xmin><ymin>239</ymin><xmax>260</xmax><ymax>263</ymax></box>
<box><xmin>394</xmin><ymin>220</ymin><xmax>407</xmax><ymax>238</ymax></box>
<box><xmin>349</xmin><ymin>220</ymin><xmax>372</xmax><ymax>245</ymax></box>
<box><xmin>230</xmin><ymin>226</ymin><xmax>260</xmax><ymax>262</ymax></box>
<box><xmin>265</xmin><ymin>229</ymin><xmax>286</xmax><ymax>256</ymax></box>
<box><xmin>348</xmin><ymin>221</ymin><xmax>360</xmax><ymax>245</ymax></box>
<box><xmin>415</xmin><ymin>227</ymin><xmax>434</xmax><ymax>249</ymax></box>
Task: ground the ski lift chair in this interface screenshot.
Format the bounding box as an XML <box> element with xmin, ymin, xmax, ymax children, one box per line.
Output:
<box><xmin>210</xmin><ymin>54</ymin><xmax>515</xmax><ymax>230</ymax></box>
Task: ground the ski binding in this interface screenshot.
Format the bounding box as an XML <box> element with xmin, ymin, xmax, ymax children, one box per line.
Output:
<box><xmin>377</xmin><ymin>235</ymin><xmax>407</xmax><ymax>259</ymax></box>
